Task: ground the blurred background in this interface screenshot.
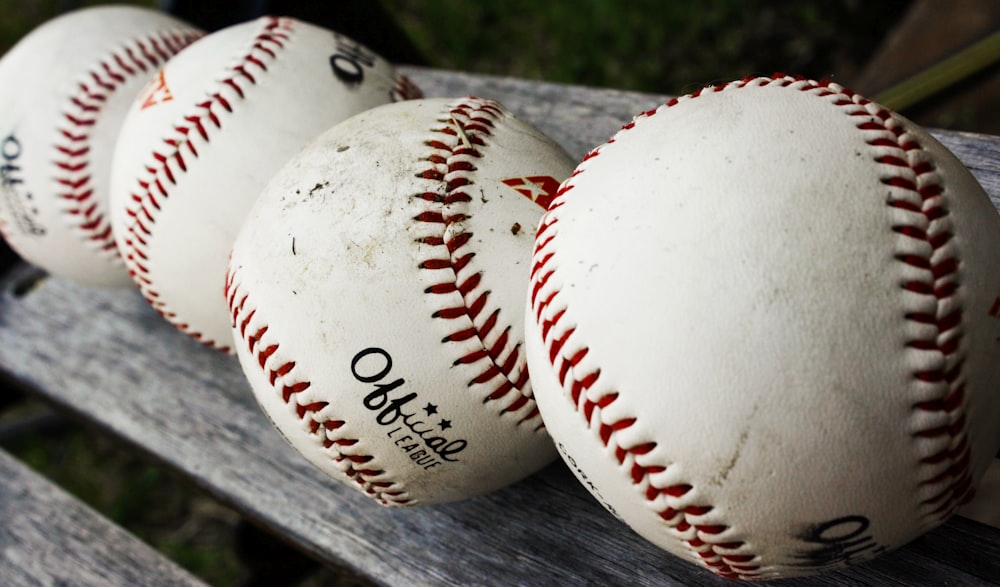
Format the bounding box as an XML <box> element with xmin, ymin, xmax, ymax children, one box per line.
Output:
<box><xmin>3</xmin><ymin>0</ymin><xmax>1000</xmax><ymax>134</ymax></box>
<box><xmin>1</xmin><ymin>0</ymin><xmax>999</xmax><ymax>585</ymax></box>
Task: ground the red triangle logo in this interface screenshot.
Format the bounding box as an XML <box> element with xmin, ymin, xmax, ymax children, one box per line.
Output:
<box><xmin>140</xmin><ymin>69</ymin><xmax>174</xmax><ymax>110</ymax></box>
<box><xmin>502</xmin><ymin>176</ymin><xmax>561</xmax><ymax>210</ymax></box>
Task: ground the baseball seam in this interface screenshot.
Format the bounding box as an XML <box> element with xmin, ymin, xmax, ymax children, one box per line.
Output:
<box><xmin>53</xmin><ymin>28</ymin><xmax>202</xmax><ymax>260</ymax></box>
<box><xmin>392</xmin><ymin>73</ymin><xmax>424</xmax><ymax>102</ymax></box>
<box><xmin>413</xmin><ymin>97</ymin><xmax>542</xmax><ymax>427</ymax></box>
<box><xmin>868</xmin><ymin>101</ymin><xmax>973</xmax><ymax>521</ymax></box>
<box><xmin>117</xmin><ymin>16</ymin><xmax>294</xmax><ymax>353</ymax></box>
<box><xmin>528</xmin><ymin>73</ymin><xmax>971</xmax><ymax>579</ymax></box>
<box><xmin>225</xmin><ymin>264</ymin><xmax>413</xmax><ymax>506</ymax></box>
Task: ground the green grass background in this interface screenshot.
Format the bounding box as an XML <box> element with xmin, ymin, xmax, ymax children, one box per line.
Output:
<box><xmin>385</xmin><ymin>0</ymin><xmax>911</xmax><ymax>95</ymax></box>
<box><xmin>2</xmin><ymin>1</ymin><xmax>914</xmax><ymax>94</ymax></box>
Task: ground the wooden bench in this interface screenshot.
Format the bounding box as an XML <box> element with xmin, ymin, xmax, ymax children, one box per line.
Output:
<box><xmin>0</xmin><ymin>447</ymin><xmax>207</xmax><ymax>586</ymax></box>
<box><xmin>1</xmin><ymin>67</ymin><xmax>999</xmax><ymax>586</ymax></box>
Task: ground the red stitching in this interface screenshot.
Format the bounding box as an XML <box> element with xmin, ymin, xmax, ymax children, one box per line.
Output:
<box><xmin>413</xmin><ymin>97</ymin><xmax>542</xmax><ymax>427</ymax></box>
<box><xmin>118</xmin><ymin>17</ymin><xmax>293</xmax><ymax>353</ymax></box>
<box><xmin>529</xmin><ymin>73</ymin><xmax>972</xmax><ymax>579</ymax></box>
<box><xmin>224</xmin><ymin>265</ymin><xmax>412</xmax><ymax>505</ymax></box>
<box><xmin>854</xmin><ymin>91</ymin><xmax>972</xmax><ymax>522</ymax></box>
<box><xmin>393</xmin><ymin>73</ymin><xmax>424</xmax><ymax>102</ymax></box>
<box><xmin>52</xmin><ymin>29</ymin><xmax>201</xmax><ymax>259</ymax></box>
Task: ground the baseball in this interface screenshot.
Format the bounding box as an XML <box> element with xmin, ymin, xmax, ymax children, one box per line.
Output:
<box><xmin>110</xmin><ymin>15</ymin><xmax>422</xmax><ymax>352</ymax></box>
<box><xmin>225</xmin><ymin>97</ymin><xmax>574</xmax><ymax>505</ymax></box>
<box><xmin>525</xmin><ymin>75</ymin><xmax>1000</xmax><ymax>579</ymax></box>
<box><xmin>0</xmin><ymin>6</ymin><xmax>201</xmax><ymax>286</ymax></box>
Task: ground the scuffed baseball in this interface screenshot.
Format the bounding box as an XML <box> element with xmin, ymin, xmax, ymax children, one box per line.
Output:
<box><xmin>110</xmin><ymin>15</ymin><xmax>421</xmax><ymax>352</ymax></box>
<box><xmin>525</xmin><ymin>75</ymin><xmax>1000</xmax><ymax>579</ymax></box>
<box><xmin>225</xmin><ymin>97</ymin><xmax>574</xmax><ymax>505</ymax></box>
<box><xmin>0</xmin><ymin>6</ymin><xmax>201</xmax><ymax>286</ymax></box>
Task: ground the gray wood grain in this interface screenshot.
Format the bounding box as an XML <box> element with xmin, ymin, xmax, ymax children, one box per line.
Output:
<box><xmin>0</xmin><ymin>448</ymin><xmax>206</xmax><ymax>587</ymax></box>
<box><xmin>0</xmin><ymin>68</ymin><xmax>999</xmax><ymax>586</ymax></box>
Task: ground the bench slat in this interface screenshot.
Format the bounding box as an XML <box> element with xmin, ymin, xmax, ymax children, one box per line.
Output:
<box><xmin>0</xmin><ymin>68</ymin><xmax>998</xmax><ymax>585</ymax></box>
<box><xmin>0</xmin><ymin>448</ymin><xmax>207</xmax><ymax>587</ymax></box>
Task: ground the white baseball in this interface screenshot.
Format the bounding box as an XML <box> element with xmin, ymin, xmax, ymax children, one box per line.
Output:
<box><xmin>110</xmin><ymin>15</ymin><xmax>421</xmax><ymax>352</ymax></box>
<box><xmin>525</xmin><ymin>75</ymin><xmax>1000</xmax><ymax>579</ymax></box>
<box><xmin>0</xmin><ymin>6</ymin><xmax>201</xmax><ymax>286</ymax></box>
<box><xmin>225</xmin><ymin>97</ymin><xmax>574</xmax><ymax>505</ymax></box>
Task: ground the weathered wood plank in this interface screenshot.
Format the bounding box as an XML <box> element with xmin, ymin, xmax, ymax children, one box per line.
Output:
<box><xmin>402</xmin><ymin>65</ymin><xmax>672</xmax><ymax>167</ymax></box>
<box><xmin>0</xmin><ymin>68</ymin><xmax>999</xmax><ymax>586</ymax></box>
<box><xmin>0</xmin><ymin>448</ymin><xmax>206</xmax><ymax>587</ymax></box>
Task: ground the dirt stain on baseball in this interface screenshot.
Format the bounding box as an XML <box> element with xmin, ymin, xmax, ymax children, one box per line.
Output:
<box><xmin>718</xmin><ymin>427</ymin><xmax>750</xmax><ymax>484</ymax></box>
<box><xmin>713</xmin><ymin>405</ymin><xmax>757</xmax><ymax>486</ymax></box>
<box><xmin>309</xmin><ymin>181</ymin><xmax>330</xmax><ymax>196</ymax></box>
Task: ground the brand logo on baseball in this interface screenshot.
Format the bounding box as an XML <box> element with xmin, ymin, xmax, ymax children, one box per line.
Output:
<box><xmin>351</xmin><ymin>347</ymin><xmax>468</xmax><ymax>470</ymax></box>
<box><xmin>0</xmin><ymin>133</ymin><xmax>45</xmax><ymax>236</ymax></box>
<box><xmin>140</xmin><ymin>69</ymin><xmax>173</xmax><ymax>110</ymax></box>
<box><xmin>556</xmin><ymin>441</ymin><xmax>621</xmax><ymax>519</ymax></box>
<box><xmin>791</xmin><ymin>515</ymin><xmax>886</xmax><ymax>571</ymax></box>
<box><xmin>502</xmin><ymin>175</ymin><xmax>562</xmax><ymax>210</ymax></box>
<box><xmin>329</xmin><ymin>33</ymin><xmax>376</xmax><ymax>86</ymax></box>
